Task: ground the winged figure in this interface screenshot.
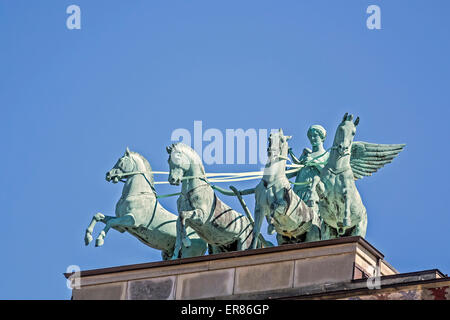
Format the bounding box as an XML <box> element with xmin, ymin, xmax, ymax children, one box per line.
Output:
<box><xmin>310</xmin><ymin>113</ymin><xmax>405</xmax><ymax>239</ymax></box>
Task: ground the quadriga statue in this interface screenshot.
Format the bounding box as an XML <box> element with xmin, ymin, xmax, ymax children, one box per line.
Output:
<box><xmin>84</xmin><ymin>148</ymin><xmax>207</xmax><ymax>260</ymax></box>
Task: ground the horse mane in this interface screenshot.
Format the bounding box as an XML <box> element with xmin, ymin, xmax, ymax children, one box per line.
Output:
<box><xmin>130</xmin><ymin>151</ymin><xmax>154</xmax><ymax>185</ymax></box>
<box><xmin>170</xmin><ymin>143</ymin><xmax>206</xmax><ymax>175</ymax></box>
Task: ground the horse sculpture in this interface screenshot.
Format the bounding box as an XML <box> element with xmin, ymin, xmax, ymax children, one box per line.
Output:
<box><xmin>310</xmin><ymin>113</ymin><xmax>405</xmax><ymax>239</ymax></box>
<box><xmin>166</xmin><ymin>143</ymin><xmax>260</xmax><ymax>258</ymax></box>
<box><xmin>250</xmin><ymin>129</ymin><xmax>321</xmax><ymax>249</ymax></box>
<box><xmin>84</xmin><ymin>148</ymin><xmax>207</xmax><ymax>260</ymax></box>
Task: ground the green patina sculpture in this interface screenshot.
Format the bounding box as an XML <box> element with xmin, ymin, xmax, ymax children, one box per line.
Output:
<box><xmin>288</xmin><ymin>124</ymin><xmax>330</xmax><ymax>203</ymax></box>
<box><xmin>166</xmin><ymin>143</ymin><xmax>261</xmax><ymax>258</ymax></box>
<box><xmin>84</xmin><ymin>148</ymin><xmax>207</xmax><ymax>260</ymax></box>
<box><xmin>250</xmin><ymin>129</ymin><xmax>321</xmax><ymax>248</ymax></box>
<box><xmin>84</xmin><ymin>114</ymin><xmax>405</xmax><ymax>260</ymax></box>
<box><xmin>310</xmin><ymin>113</ymin><xmax>405</xmax><ymax>239</ymax></box>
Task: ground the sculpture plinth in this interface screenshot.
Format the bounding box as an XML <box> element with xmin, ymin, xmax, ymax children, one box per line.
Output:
<box><xmin>64</xmin><ymin>236</ymin><xmax>449</xmax><ymax>300</ymax></box>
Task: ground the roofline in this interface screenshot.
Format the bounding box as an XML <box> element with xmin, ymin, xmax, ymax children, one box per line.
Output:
<box><xmin>65</xmin><ymin>236</ymin><xmax>383</xmax><ymax>279</ymax></box>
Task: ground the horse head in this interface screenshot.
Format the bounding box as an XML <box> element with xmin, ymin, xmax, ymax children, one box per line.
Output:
<box><xmin>106</xmin><ymin>147</ymin><xmax>154</xmax><ymax>184</ymax></box>
<box><xmin>267</xmin><ymin>128</ymin><xmax>292</xmax><ymax>161</ymax></box>
<box><xmin>167</xmin><ymin>143</ymin><xmax>204</xmax><ymax>185</ymax></box>
<box><xmin>332</xmin><ymin>113</ymin><xmax>360</xmax><ymax>157</ymax></box>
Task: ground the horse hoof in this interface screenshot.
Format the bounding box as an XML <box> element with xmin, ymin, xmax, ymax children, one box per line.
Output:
<box><xmin>94</xmin><ymin>212</ymin><xmax>105</xmax><ymax>221</ymax></box>
<box><xmin>95</xmin><ymin>238</ymin><xmax>104</xmax><ymax>247</ymax></box>
<box><xmin>84</xmin><ymin>233</ymin><xmax>93</xmax><ymax>245</ymax></box>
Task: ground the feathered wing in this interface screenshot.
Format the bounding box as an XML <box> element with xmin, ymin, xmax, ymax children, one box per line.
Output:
<box><xmin>350</xmin><ymin>141</ymin><xmax>406</xmax><ymax>180</ymax></box>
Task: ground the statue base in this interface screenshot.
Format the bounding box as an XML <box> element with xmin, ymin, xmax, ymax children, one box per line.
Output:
<box><xmin>65</xmin><ymin>236</ymin><xmax>449</xmax><ymax>300</ymax></box>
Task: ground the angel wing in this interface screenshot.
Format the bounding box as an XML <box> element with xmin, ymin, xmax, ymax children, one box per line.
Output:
<box><xmin>350</xmin><ymin>141</ymin><xmax>406</xmax><ymax>180</ymax></box>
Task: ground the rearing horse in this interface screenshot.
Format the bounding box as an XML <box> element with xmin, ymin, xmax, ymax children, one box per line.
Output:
<box><xmin>311</xmin><ymin>113</ymin><xmax>405</xmax><ymax>239</ymax></box>
<box><xmin>167</xmin><ymin>143</ymin><xmax>259</xmax><ymax>258</ymax></box>
<box><xmin>251</xmin><ymin>129</ymin><xmax>320</xmax><ymax>249</ymax></box>
<box><xmin>84</xmin><ymin>148</ymin><xmax>207</xmax><ymax>260</ymax></box>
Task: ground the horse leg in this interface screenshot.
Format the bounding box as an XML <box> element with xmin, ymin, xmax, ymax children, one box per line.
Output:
<box><xmin>95</xmin><ymin>214</ymin><xmax>136</xmax><ymax>247</ymax></box>
<box><xmin>342</xmin><ymin>188</ymin><xmax>352</xmax><ymax>228</ymax></box>
<box><xmin>238</xmin><ymin>220</ymin><xmax>256</xmax><ymax>251</ymax></box>
<box><xmin>180</xmin><ymin>210</ymin><xmax>198</xmax><ymax>247</ymax></box>
<box><xmin>305</xmin><ymin>224</ymin><xmax>321</xmax><ymax>242</ymax></box>
<box><xmin>265</xmin><ymin>189</ymin><xmax>278</xmax><ymax>236</ymax></box>
<box><xmin>276</xmin><ymin>233</ymin><xmax>289</xmax><ymax>246</ymax></box>
<box><xmin>208</xmin><ymin>244</ymin><xmax>221</xmax><ymax>255</ymax></box>
<box><xmin>171</xmin><ymin>217</ymin><xmax>184</xmax><ymax>260</ymax></box>
<box><xmin>171</xmin><ymin>210</ymin><xmax>198</xmax><ymax>259</ymax></box>
<box><xmin>179</xmin><ymin>236</ymin><xmax>208</xmax><ymax>259</ymax></box>
<box><xmin>270</xmin><ymin>187</ymin><xmax>288</xmax><ymax>218</ymax></box>
<box><xmin>161</xmin><ymin>251</ymin><xmax>172</xmax><ymax>261</ymax></box>
<box><xmin>85</xmin><ymin>213</ymin><xmax>105</xmax><ymax>245</ymax></box>
<box><xmin>250</xmin><ymin>206</ymin><xmax>264</xmax><ymax>249</ymax></box>
<box><xmin>320</xmin><ymin>220</ymin><xmax>338</xmax><ymax>240</ymax></box>
<box><xmin>350</xmin><ymin>212</ymin><xmax>368</xmax><ymax>238</ymax></box>
<box><xmin>85</xmin><ymin>213</ymin><xmax>120</xmax><ymax>245</ymax></box>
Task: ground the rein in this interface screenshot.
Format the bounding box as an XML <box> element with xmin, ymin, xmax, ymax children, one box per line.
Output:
<box><xmin>115</xmin><ymin>147</ymin><xmax>333</xmax><ymax>199</ymax></box>
<box><xmin>327</xmin><ymin>145</ymin><xmax>351</xmax><ymax>175</ymax></box>
<box><xmin>327</xmin><ymin>166</ymin><xmax>351</xmax><ymax>175</ymax></box>
<box><xmin>330</xmin><ymin>146</ymin><xmax>351</xmax><ymax>158</ymax></box>
<box><xmin>116</xmin><ymin>172</ymin><xmax>184</xmax><ymax>199</ymax></box>
<box><xmin>117</xmin><ymin>171</ymin><xmax>157</xmax><ymax>193</ymax></box>
<box><xmin>287</xmin><ymin>148</ymin><xmax>330</xmax><ymax>186</ymax></box>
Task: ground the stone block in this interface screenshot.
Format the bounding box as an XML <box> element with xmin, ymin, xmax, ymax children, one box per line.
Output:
<box><xmin>73</xmin><ymin>282</ymin><xmax>126</xmax><ymax>300</ymax></box>
<box><xmin>80</xmin><ymin>261</ymin><xmax>210</xmax><ymax>287</ymax></box>
<box><xmin>294</xmin><ymin>253</ymin><xmax>355</xmax><ymax>288</ymax></box>
<box><xmin>208</xmin><ymin>243</ymin><xmax>356</xmax><ymax>271</ymax></box>
<box><xmin>234</xmin><ymin>261</ymin><xmax>294</xmax><ymax>294</ymax></box>
<box><xmin>127</xmin><ymin>276</ymin><xmax>176</xmax><ymax>300</ymax></box>
<box><xmin>176</xmin><ymin>269</ymin><xmax>235</xmax><ymax>300</ymax></box>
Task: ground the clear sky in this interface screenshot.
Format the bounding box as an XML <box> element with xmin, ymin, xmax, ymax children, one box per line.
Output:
<box><xmin>1</xmin><ymin>1</ymin><xmax>449</xmax><ymax>299</ymax></box>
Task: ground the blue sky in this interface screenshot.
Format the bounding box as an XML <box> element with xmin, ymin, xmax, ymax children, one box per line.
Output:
<box><xmin>1</xmin><ymin>1</ymin><xmax>449</xmax><ymax>299</ymax></box>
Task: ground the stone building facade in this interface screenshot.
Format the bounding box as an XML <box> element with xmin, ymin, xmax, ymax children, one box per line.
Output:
<box><xmin>65</xmin><ymin>237</ymin><xmax>449</xmax><ymax>300</ymax></box>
